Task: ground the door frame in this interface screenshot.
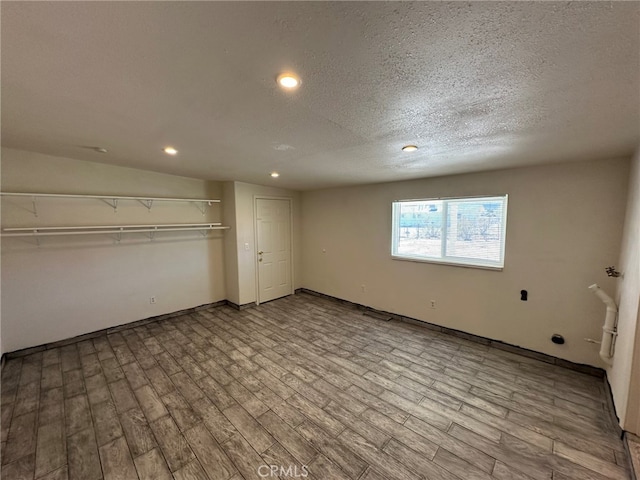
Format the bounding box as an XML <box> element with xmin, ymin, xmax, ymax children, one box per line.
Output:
<box><xmin>253</xmin><ymin>195</ymin><xmax>294</xmax><ymax>305</ymax></box>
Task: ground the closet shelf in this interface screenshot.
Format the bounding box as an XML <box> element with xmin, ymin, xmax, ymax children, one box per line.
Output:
<box><xmin>1</xmin><ymin>223</ymin><xmax>230</xmax><ymax>238</ymax></box>
<box><xmin>0</xmin><ymin>192</ymin><xmax>221</xmax><ymax>203</ymax></box>
<box><xmin>0</xmin><ymin>192</ymin><xmax>221</xmax><ymax>215</ymax></box>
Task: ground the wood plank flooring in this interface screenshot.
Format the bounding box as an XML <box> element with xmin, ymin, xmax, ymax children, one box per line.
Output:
<box><xmin>1</xmin><ymin>293</ymin><xmax>630</xmax><ymax>479</ymax></box>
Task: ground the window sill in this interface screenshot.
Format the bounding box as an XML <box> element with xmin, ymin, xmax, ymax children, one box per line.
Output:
<box><xmin>391</xmin><ymin>255</ymin><xmax>504</xmax><ymax>271</ymax></box>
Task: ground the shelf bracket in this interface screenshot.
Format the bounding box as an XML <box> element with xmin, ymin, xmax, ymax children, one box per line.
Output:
<box><xmin>148</xmin><ymin>227</ymin><xmax>157</xmax><ymax>241</ymax></box>
<box><xmin>138</xmin><ymin>199</ymin><xmax>154</xmax><ymax>211</ymax></box>
<box><xmin>195</xmin><ymin>201</ymin><xmax>211</xmax><ymax>216</ymax></box>
<box><xmin>101</xmin><ymin>198</ymin><xmax>119</xmax><ymax>212</ymax></box>
<box><xmin>31</xmin><ymin>196</ymin><xmax>39</xmax><ymax>218</ymax></box>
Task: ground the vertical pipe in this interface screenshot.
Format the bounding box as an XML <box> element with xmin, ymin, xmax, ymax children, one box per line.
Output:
<box><xmin>588</xmin><ymin>284</ymin><xmax>618</xmax><ymax>364</ymax></box>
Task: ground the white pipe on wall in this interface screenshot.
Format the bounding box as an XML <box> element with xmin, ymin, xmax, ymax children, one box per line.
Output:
<box><xmin>588</xmin><ymin>283</ymin><xmax>618</xmax><ymax>365</ymax></box>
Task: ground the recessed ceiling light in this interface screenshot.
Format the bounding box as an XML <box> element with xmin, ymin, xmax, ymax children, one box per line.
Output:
<box><xmin>163</xmin><ymin>146</ymin><xmax>178</xmax><ymax>155</ymax></box>
<box><xmin>270</xmin><ymin>172</ymin><xmax>280</xmax><ymax>178</ymax></box>
<box><xmin>402</xmin><ymin>145</ymin><xmax>418</xmax><ymax>152</ymax></box>
<box><xmin>276</xmin><ymin>73</ymin><xmax>301</xmax><ymax>89</ymax></box>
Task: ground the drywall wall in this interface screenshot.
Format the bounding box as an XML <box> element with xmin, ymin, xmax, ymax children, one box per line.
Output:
<box><xmin>301</xmin><ymin>158</ymin><xmax>629</xmax><ymax>367</ymax></box>
<box><xmin>222</xmin><ymin>182</ymin><xmax>240</xmax><ymax>306</ymax></box>
<box><xmin>1</xmin><ymin>148</ymin><xmax>226</xmax><ymax>354</ymax></box>
<box><xmin>609</xmin><ymin>147</ymin><xmax>640</xmax><ymax>430</ymax></box>
<box><xmin>224</xmin><ymin>181</ymin><xmax>302</xmax><ymax>306</ymax></box>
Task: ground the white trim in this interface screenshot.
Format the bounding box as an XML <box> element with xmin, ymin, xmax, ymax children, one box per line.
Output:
<box><xmin>393</xmin><ymin>194</ymin><xmax>505</xmax><ymax>203</ymax></box>
<box><xmin>391</xmin><ymin>255</ymin><xmax>504</xmax><ymax>271</ymax></box>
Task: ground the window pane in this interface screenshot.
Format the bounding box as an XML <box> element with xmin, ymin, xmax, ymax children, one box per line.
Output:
<box><xmin>392</xmin><ymin>195</ymin><xmax>507</xmax><ymax>268</ymax></box>
<box><xmin>445</xmin><ymin>199</ymin><xmax>504</xmax><ymax>262</ymax></box>
<box><xmin>395</xmin><ymin>201</ymin><xmax>442</xmax><ymax>258</ymax></box>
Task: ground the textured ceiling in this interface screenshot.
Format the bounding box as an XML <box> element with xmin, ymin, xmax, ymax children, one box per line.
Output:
<box><xmin>2</xmin><ymin>2</ymin><xmax>639</xmax><ymax>190</ymax></box>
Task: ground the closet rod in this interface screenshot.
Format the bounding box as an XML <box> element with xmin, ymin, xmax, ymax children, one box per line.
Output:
<box><xmin>1</xmin><ymin>225</ymin><xmax>230</xmax><ymax>237</ymax></box>
<box><xmin>4</xmin><ymin>223</ymin><xmax>222</xmax><ymax>232</ymax></box>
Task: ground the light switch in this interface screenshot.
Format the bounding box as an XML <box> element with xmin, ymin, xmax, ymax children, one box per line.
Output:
<box><xmin>244</xmin><ymin>243</ymin><xmax>250</xmax><ymax>251</ymax></box>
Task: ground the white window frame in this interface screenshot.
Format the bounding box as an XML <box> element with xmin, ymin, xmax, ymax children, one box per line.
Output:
<box><xmin>391</xmin><ymin>195</ymin><xmax>508</xmax><ymax>270</ymax></box>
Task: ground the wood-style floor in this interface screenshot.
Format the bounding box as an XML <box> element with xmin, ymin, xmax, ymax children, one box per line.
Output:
<box><xmin>0</xmin><ymin>293</ymin><xmax>630</xmax><ymax>480</ymax></box>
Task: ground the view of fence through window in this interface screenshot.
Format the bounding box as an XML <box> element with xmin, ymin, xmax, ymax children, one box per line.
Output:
<box><xmin>392</xmin><ymin>195</ymin><xmax>507</xmax><ymax>268</ymax></box>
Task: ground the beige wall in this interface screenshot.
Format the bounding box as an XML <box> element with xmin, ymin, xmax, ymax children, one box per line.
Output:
<box><xmin>224</xmin><ymin>181</ymin><xmax>302</xmax><ymax>306</ymax></box>
<box><xmin>222</xmin><ymin>182</ymin><xmax>240</xmax><ymax>305</ymax></box>
<box><xmin>609</xmin><ymin>146</ymin><xmax>640</xmax><ymax>431</ymax></box>
<box><xmin>1</xmin><ymin>148</ymin><xmax>226</xmax><ymax>353</ymax></box>
<box><xmin>301</xmin><ymin>158</ymin><xmax>629</xmax><ymax>367</ymax></box>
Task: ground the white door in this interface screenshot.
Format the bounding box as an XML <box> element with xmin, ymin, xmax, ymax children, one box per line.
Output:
<box><xmin>256</xmin><ymin>198</ymin><xmax>292</xmax><ymax>304</ymax></box>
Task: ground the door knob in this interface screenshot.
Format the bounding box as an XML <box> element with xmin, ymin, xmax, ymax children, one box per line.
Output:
<box><xmin>258</xmin><ymin>251</ymin><xmax>264</xmax><ymax>255</ymax></box>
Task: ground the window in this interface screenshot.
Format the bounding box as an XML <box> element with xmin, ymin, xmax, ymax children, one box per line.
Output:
<box><xmin>391</xmin><ymin>195</ymin><xmax>508</xmax><ymax>269</ymax></box>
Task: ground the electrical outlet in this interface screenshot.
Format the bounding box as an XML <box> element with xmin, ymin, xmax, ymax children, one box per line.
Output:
<box><xmin>150</xmin><ymin>296</ymin><xmax>156</xmax><ymax>304</ymax></box>
<box><xmin>430</xmin><ymin>300</ymin><xmax>436</xmax><ymax>309</ymax></box>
